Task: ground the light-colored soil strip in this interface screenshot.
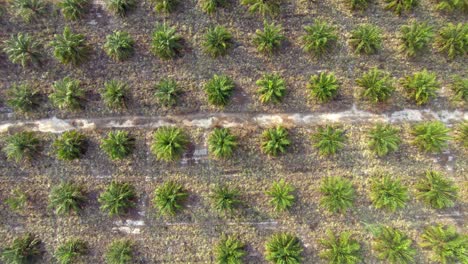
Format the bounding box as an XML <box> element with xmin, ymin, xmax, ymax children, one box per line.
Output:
<box><xmin>1</xmin><ymin>106</ymin><xmax>466</xmax><ymax>133</ymax></box>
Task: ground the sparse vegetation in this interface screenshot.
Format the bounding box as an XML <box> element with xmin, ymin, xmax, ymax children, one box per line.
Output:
<box><xmin>369</xmin><ymin>175</ymin><xmax>409</xmax><ymax>212</ymax></box>
<box><xmin>50</xmin><ymin>26</ymin><xmax>90</xmax><ymax>66</ymax></box>
<box><xmin>58</xmin><ymin>0</ymin><xmax>88</xmax><ymax>20</ymax></box>
<box><xmin>208</xmin><ymin>128</ymin><xmax>237</xmax><ymax>159</ymax></box>
<box><xmin>436</xmin><ymin>23</ymin><xmax>468</xmax><ymax>59</ymax></box>
<box><xmin>151</xmin><ymin>127</ymin><xmax>189</xmax><ymax>161</ymax></box>
<box><xmin>203</xmin><ymin>26</ymin><xmax>233</xmax><ymax>58</ymax></box>
<box><xmin>7</xmin><ymin>83</ymin><xmax>40</xmax><ymax>112</ymax></box>
<box><xmin>4</xmin><ymin>188</ymin><xmax>27</xmax><ymax>212</ymax></box>
<box><xmin>261</xmin><ymin>126</ymin><xmax>290</xmax><ymax>156</ymax></box>
<box><xmin>103</xmin><ymin>31</ymin><xmax>135</xmax><ymax>61</ymax></box>
<box><xmin>346</xmin><ymin>0</ymin><xmax>369</xmax><ymax>10</ymax></box>
<box><xmin>265</xmin><ymin>179</ymin><xmax>295</xmax><ymax>212</ymax></box>
<box><xmin>49</xmin><ymin>181</ymin><xmax>86</xmax><ymax>215</ymax></box>
<box><xmin>151</xmin><ymin>23</ymin><xmax>183</xmax><ymax>59</ymax></box>
<box><xmin>349</xmin><ymin>24</ymin><xmax>383</xmax><ymax>54</ymax></box>
<box><xmin>10</xmin><ymin>0</ymin><xmax>46</xmax><ymax>23</ymax></box>
<box><xmin>302</xmin><ymin>20</ymin><xmax>337</xmax><ymax>56</ymax></box>
<box><xmin>204</xmin><ymin>74</ymin><xmax>235</xmax><ymax>106</ymax></box>
<box><xmin>153</xmin><ymin>181</ymin><xmax>188</xmax><ymax>216</ymax></box>
<box><xmin>265</xmin><ymin>233</ymin><xmax>303</xmax><ymax>264</ymax></box>
<box><xmin>311</xmin><ymin>125</ymin><xmax>346</xmax><ymax>156</ymax></box>
<box><xmin>101</xmin><ymin>80</ymin><xmax>128</xmax><ymax>109</ymax></box>
<box><xmin>54</xmin><ymin>239</ymin><xmax>87</xmax><ymax>264</ymax></box>
<box><xmin>402</xmin><ymin>70</ymin><xmax>440</xmax><ymax>105</ymax></box>
<box><xmin>105</xmin><ymin>240</ymin><xmax>133</xmax><ymax>264</ymax></box>
<box><xmin>53</xmin><ymin>131</ymin><xmax>86</xmax><ymax>160</ymax></box>
<box><xmin>211</xmin><ymin>185</ymin><xmax>242</xmax><ymax>214</ymax></box>
<box><xmin>420</xmin><ymin>224</ymin><xmax>467</xmax><ymax>264</ymax></box>
<box><xmin>49</xmin><ymin>77</ymin><xmax>85</xmax><ymax>110</ymax></box>
<box><xmin>307</xmin><ymin>72</ymin><xmax>339</xmax><ymax>103</ymax></box>
<box><xmin>3</xmin><ymin>132</ymin><xmax>40</xmax><ymax>163</ymax></box>
<box><xmin>368</xmin><ymin>124</ymin><xmax>401</xmax><ymax>156</ymax></box>
<box><xmin>101</xmin><ymin>130</ymin><xmax>134</xmax><ymax>160</ymax></box>
<box><xmin>412</xmin><ymin>121</ymin><xmax>450</xmax><ymax>153</ymax></box>
<box><xmin>256</xmin><ymin>73</ymin><xmax>286</xmax><ymax>103</ymax></box>
<box><xmin>99</xmin><ymin>181</ymin><xmax>136</xmax><ymax>216</ymax></box>
<box><xmin>105</xmin><ymin>0</ymin><xmax>135</xmax><ymax>16</ymax></box>
<box><xmin>155</xmin><ymin>78</ymin><xmax>181</xmax><ymax>107</ymax></box>
<box><xmin>416</xmin><ymin>171</ymin><xmax>458</xmax><ymax>209</ymax></box>
<box><xmin>254</xmin><ymin>21</ymin><xmax>285</xmax><ymax>54</ymax></box>
<box><xmin>372</xmin><ymin>226</ymin><xmax>416</xmax><ymax>264</ymax></box>
<box><xmin>3</xmin><ymin>33</ymin><xmax>42</xmax><ymax>67</ymax></box>
<box><xmin>1</xmin><ymin>233</ymin><xmax>42</xmax><ymax>264</ymax></box>
<box><xmin>456</xmin><ymin>122</ymin><xmax>468</xmax><ymax>147</ymax></box>
<box><xmin>199</xmin><ymin>0</ymin><xmax>226</xmax><ymax>13</ymax></box>
<box><xmin>400</xmin><ymin>22</ymin><xmax>433</xmax><ymax>57</ymax></box>
<box><xmin>215</xmin><ymin>235</ymin><xmax>246</xmax><ymax>264</ymax></box>
<box><xmin>385</xmin><ymin>0</ymin><xmax>418</xmax><ymax>15</ymax></box>
<box><xmin>319</xmin><ymin>230</ymin><xmax>361</xmax><ymax>264</ymax></box>
<box><xmin>320</xmin><ymin>176</ymin><xmax>356</xmax><ymax>213</ymax></box>
<box><xmin>357</xmin><ymin>68</ymin><xmax>394</xmax><ymax>103</ymax></box>
<box><xmin>241</xmin><ymin>0</ymin><xmax>280</xmax><ymax>17</ymax></box>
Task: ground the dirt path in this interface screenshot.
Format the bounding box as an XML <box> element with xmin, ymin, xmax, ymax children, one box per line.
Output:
<box><xmin>0</xmin><ymin>105</ymin><xmax>466</xmax><ymax>133</ymax></box>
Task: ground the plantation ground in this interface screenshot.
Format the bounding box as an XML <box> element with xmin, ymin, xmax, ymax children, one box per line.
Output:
<box><xmin>0</xmin><ymin>0</ymin><xmax>467</xmax><ymax>263</ymax></box>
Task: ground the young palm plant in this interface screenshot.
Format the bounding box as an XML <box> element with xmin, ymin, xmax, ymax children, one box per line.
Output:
<box><xmin>211</xmin><ymin>185</ymin><xmax>242</xmax><ymax>215</ymax></box>
<box><xmin>399</xmin><ymin>21</ymin><xmax>433</xmax><ymax>57</ymax></box>
<box><xmin>261</xmin><ymin>126</ymin><xmax>291</xmax><ymax>156</ymax></box>
<box><xmin>367</xmin><ymin>124</ymin><xmax>401</xmax><ymax>156</ymax></box>
<box><xmin>436</xmin><ymin>0</ymin><xmax>468</xmax><ymax>12</ymax></box>
<box><xmin>302</xmin><ymin>20</ymin><xmax>338</xmax><ymax>56</ymax></box>
<box><xmin>369</xmin><ymin>175</ymin><xmax>409</xmax><ymax>212</ymax></box>
<box><xmin>5</xmin><ymin>188</ymin><xmax>28</xmax><ymax>212</ymax></box>
<box><xmin>105</xmin><ymin>240</ymin><xmax>133</xmax><ymax>264</ymax></box>
<box><xmin>53</xmin><ymin>131</ymin><xmax>86</xmax><ymax>160</ymax></box>
<box><xmin>199</xmin><ymin>0</ymin><xmax>226</xmax><ymax>13</ymax></box>
<box><xmin>412</xmin><ymin>121</ymin><xmax>450</xmax><ymax>153</ymax></box>
<box><xmin>3</xmin><ymin>131</ymin><xmax>40</xmax><ymax>163</ymax></box>
<box><xmin>402</xmin><ymin>70</ymin><xmax>440</xmax><ymax>105</ymax></box>
<box><xmin>151</xmin><ymin>127</ymin><xmax>189</xmax><ymax>161</ymax></box>
<box><xmin>311</xmin><ymin>125</ymin><xmax>346</xmax><ymax>156</ymax></box>
<box><xmin>356</xmin><ymin>68</ymin><xmax>394</xmax><ymax>103</ymax></box>
<box><xmin>105</xmin><ymin>0</ymin><xmax>135</xmax><ymax>16</ymax></box>
<box><xmin>256</xmin><ymin>73</ymin><xmax>286</xmax><ymax>103</ymax></box>
<box><xmin>416</xmin><ymin>171</ymin><xmax>458</xmax><ymax>209</ymax></box>
<box><xmin>7</xmin><ymin>83</ymin><xmax>40</xmax><ymax>113</ymax></box>
<box><xmin>100</xmin><ymin>80</ymin><xmax>128</xmax><ymax>109</ymax></box>
<box><xmin>208</xmin><ymin>128</ymin><xmax>237</xmax><ymax>159</ymax></box>
<box><xmin>101</xmin><ymin>130</ymin><xmax>134</xmax><ymax>160</ymax></box>
<box><xmin>50</xmin><ymin>26</ymin><xmax>90</xmax><ymax>66</ymax></box>
<box><xmin>307</xmin><ymin>72</ymin><xmax>339</xmax><ymax>103</ymax></box>
<box><xmin>320</xmin><ymin>176</ymin><xmax>356</xmax><ymax>213</ymax></box>
<box><xmin>1</xmin><ymin>233</ymin><xmax>42</xmax><ymax>264</ymax></box>
<box><xmin>49</xmin><ymin>77</ymin><xmax>85</xmax><ymax>110</ymax></box>
<box><xmin>10</xmin><ymin>0</ymin><xmax>46</xmax><ymax>23</ymax></box>
<box><xmin>420</xmin><ymin>224</ymin><xmax>467</xmax><ymax>264</ymax></box>
<box><xmin>154</xmin><ymin>78</ymin><xmax>181</xmax><ymax>107</ymax></box>
<box><xmin>346</xmin><ymin>0</ymin><xmax>369</xmax><ymax>10</ymax></box>
<box><xmin>372</xmin><ymin>226</ymin><xmax>416</xmax><ymax>264</ymax></box>
<box><xmin>215</xmin><ymin>235</ymin><xmax>246</xmax><ymax>264</ymax></box>
<box><xmin>241</xmin><ymin>0</ymin><xmax>280</xmax><ymax>17</ymax></box>
<box><xmin>265</xmin><ymin>233</ymin><xmax>303</xmax><ymax>264</ymax></box>
<box><xmin>385</xmin><ymin>0</ymin><xmax>418</xmax><ymax>15</ymax></box>
<box><xmin>204</xmin><ymin>74</ymin><xmax>235</xmax><ymax>106</ymax></box>
<box><xmin>349</xmin><ymin>24</ymin><xmax>383</xmax><ymax>54</ymax></box>
<box><xmin>319</xmin><ymin>230</ymin><xmax>361</xmax><ymax>264</ymax></box>
<box><xmin>3</xmin><ymin>33</ymin><xmax>42</xmax><ymax>67</ymax></box>
<box><xmin>49</xmin><ymin>181</ymin><xmax>86</xmax><ymax>215</ymax></box>
<box><xmin>456</xmin><ymin>122</ymin><xmax>468</xmax><ymax>148</ymax></box>
<box><xmin>103</xmin><ymin>31</ymin><xmax>135</xmax><ymax>61</ymax></box>
<box><xmin>58</xmin><ymin>0</ymin><xmax>88</xmax><ymax>20</ymax></box>
<box><xmin>203</xmin><ymin>26</ymin><xmax>233</xmax><ymax>58</ymax></box>
<box><xmin>451</xmin><ymin>76</ymin><xmax>467</xmax><ymax>102</ymax></box>
<box><xmin>265</xmin><ymin>179</ymin><xmax>295</xmax><ymax>212</ymax></box>
<box><xmin>153</xmin><ymin>181</ymin><xmax>188</xmax><ymax>216</ymax></box>
<box><xmin>151</xmin><ymin>23</ymin><xmax>183</xmax><ymax>59</ymax></box>
<box><xmin>151</xmin><ymin>0</ymin><xmax>178</xmax><ymax>13</ymax></box>
<box><xmin>98</xmin><ymin>181</ymin><xmax>136</xmax><ymax>216</ymax></box>
<box><xmin>54</xmin><ymin>239</ymin><xmax>87</xmax><ymax>264</ymax></box>
<box><xmin>436</xmin><ymin>23</ymin><xmax>468</xmax><ymax>59</ymax></box>
<box><xmin>253</xmin><ymin>21</ymin><xmax>285</xmax><ymax>54</ymax></box>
